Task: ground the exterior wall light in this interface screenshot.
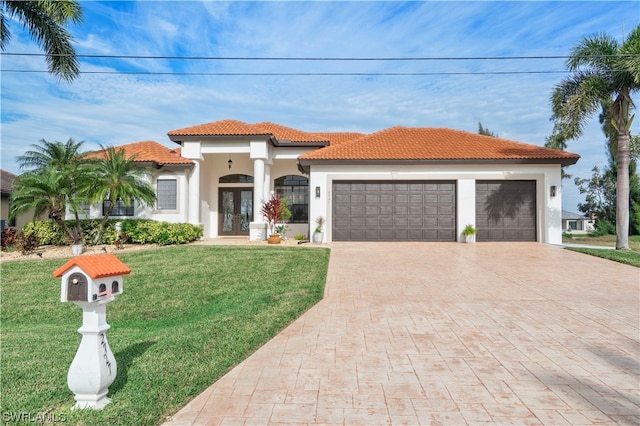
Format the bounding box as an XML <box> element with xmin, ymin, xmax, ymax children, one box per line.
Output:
<box><xmin>550</xmin><ymin>186</ymin><xmax>557</xmax><ymax>197</ymax></box>
<box><xmin>315</xmin><ymin>186</ymin><xmax>321</xmax><ymax>198</ymax></box>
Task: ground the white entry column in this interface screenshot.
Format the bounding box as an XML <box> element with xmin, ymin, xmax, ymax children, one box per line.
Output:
<box><xmin>187</xmin><ymin>159</ymin><xmax>201</xmax><ymax>225</ymax></box>
<box><xmin>249</xmin><ymin>140</ymin><xmax>270</xmax><ymax>240</ymax></box>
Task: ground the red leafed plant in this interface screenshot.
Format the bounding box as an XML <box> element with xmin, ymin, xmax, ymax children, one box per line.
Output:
<box><xmin>260</xmin><ymin>193</ymin><xmax>286</xmax><ymax>236</ymax></box>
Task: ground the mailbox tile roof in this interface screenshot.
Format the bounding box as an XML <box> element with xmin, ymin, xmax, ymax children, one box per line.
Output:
<box><xmin>53</xmin><ymin>254</ymin><xmax>131</xmax><ymax>279</ymax></box>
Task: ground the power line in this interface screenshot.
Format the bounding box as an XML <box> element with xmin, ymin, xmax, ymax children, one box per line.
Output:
<box><xmin>2</xmin><ymin>52</ymin><xmax>638</xmax><ymax>61</ymax></box>
<box><xmin>1</xmin><ymin>69</ymin><xmax>572</xmax><ymax>76</ymax></box>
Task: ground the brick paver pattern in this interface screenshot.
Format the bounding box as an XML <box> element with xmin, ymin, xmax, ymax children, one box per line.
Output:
<box><xmin>165</xmin><ymin>242</ymin><xmax>640</xmax><ymax>425</ymax></box>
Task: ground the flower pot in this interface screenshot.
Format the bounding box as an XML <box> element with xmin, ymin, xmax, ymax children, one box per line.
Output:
<box><xmin>463</xmin><ymin>234</ymin><xmax>476</xmax><ymax>243</ymax></box>
<box><xmin>71</xmin><ymin>244</ymin><xmax>84</xmax><ymax>255</ymax></box>
<box><xmin>267</xmin><ymin>234</ymin><xmax>281</xmax><ymax>244</ymax></box>
<box><xmin>312</xmin><ymin>232</ymin><xmax>324</xmax><ymax>244</ymax></box>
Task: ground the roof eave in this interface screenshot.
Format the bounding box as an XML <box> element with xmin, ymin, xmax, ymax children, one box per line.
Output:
<box><xmin>167</xmin><ymin>134</ymin><xmax>274</xmax><ymax>145</ymax></box>
<box><xmin>134</xmin><ymin>160</ymin><xmax>195</xmax><ymax>170</ymax></box>
<box><xmin>298</xmin><ymin>157</ymin><xmax>580</xmax><ymax>166</ymax></box>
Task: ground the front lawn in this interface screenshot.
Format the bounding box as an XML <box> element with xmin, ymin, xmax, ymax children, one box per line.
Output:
<box><xmin>1</xmin><ymin>245</ymin><xmax>330</xmax><ymax>425</ymax></box>
<box><xmin>565</xmin><ymin>246</ymin><xmax>640</xmax><ymax>268</ymax></box>
<box><xmin>563</xmin><ymin>234</ymin><xmax>640</xmax><ymax>267</ymax></box>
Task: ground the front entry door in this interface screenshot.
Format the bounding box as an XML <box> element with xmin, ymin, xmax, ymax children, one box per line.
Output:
<box><xmin>219</xmin><ymin>189</ymin><xmax>253</xmax><ymax>236</ymax></box>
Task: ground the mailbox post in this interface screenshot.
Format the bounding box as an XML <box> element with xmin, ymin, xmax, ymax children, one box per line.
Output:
<box><xmin>54</xmin><ymin>253</ymin><xmax>131</xmax><ymax>410</ymax></box>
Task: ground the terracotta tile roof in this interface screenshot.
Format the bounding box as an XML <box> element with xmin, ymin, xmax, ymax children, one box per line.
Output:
<box><xmin>1</xmin><ymin>169</ymin><xmax>16</xmax><ymax>196</ymax></box>
<box><xmin>168</xmin><ymin>119</ymin><xmax>328</xmax><ymax>144</ymax></box>
<box><xmin>311</xmin><ymin>132</ymin><xmax>366</xmax><ymax>146</ymax></box>
<box><xmin>168</xmin><ymin>119</ymin><xmax>271</xmax><ymax>138</ymax></box>
<box><xmin>88</xmin><ymin>141</ymin><xmax>193</xmax><ymax>166</ymax></box>
<box><xmin>53</xmin><ymin>253</ymin><xmax>131</xmax><ymax>279</ymax></box>
<box><xmin>299</xmin><ymin>126</ymin><xmax>580</xmax><ymax>164</ymax></box>
<box><xmin>253</xmin><ymin>122</ymin><xmax>328</xmax><ymax>143</ymax></box>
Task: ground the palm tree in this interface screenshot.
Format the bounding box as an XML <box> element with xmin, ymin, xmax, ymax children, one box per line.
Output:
<box><xmin>551</xmin><ymin>25</ymin><xmax>640</xmax><ymax>250</ymax></box>
<box><xmin>1</xmin><ymin>0</ymin><xmax>83</xmax><ymax>81</ymax></box>
<box><xmin>88</xmin><ymin>146</ymin><xmax>156</xmax><ymax>244</ymax></box>
<box><xmin>11</xmin><ymin>138</ymin><xmax>91</xmax><ymax>244</ymax></box>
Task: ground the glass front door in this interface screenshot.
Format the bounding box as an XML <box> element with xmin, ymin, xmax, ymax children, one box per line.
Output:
<box><xmin>219</xmin><ymin>188</ymin><xmax>253</xmax><ymax>235</ymax></box>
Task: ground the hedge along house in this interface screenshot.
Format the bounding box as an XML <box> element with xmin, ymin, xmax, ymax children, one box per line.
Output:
<box><xmin>162</xmin><ymin>119</ymin><xmax>579</xmax><ymax>244</ymax></box>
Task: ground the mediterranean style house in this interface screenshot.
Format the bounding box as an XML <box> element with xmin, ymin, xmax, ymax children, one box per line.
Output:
<box><xmin>81</xmin><ymin>119</ymin><xmax>580</xmax><ymax>244</ymax></box>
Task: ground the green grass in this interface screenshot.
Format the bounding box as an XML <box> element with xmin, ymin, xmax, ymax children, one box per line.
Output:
<box><xmin>562</xmin><ymin>234</ymin><xmax>640</xmax><ymax>267</ymax></box>
<box><xmin>565</xmin><ymin>246</ymin><xmax>640</xmax><ymax>267</ymax></box>
<box><xmin>562</xmin><ymin>234</ymin><xmax>640</xmax><ymax>252</ymax></box>
<box><xmin>1</xmin><ymin>245</ymin><xmax>330</xmax><ymax>425</ymax></box>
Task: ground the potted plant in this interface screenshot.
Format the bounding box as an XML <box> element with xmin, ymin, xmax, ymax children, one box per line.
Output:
<box><xmin>260</xmin><ymin>193</ymin><xmax>286</xmax><ymax>244</ymax></box>
<box><xmin>313</xmin><ymin>216</ymin><xmax>325</xmax><ymax>243</ymax></box>
<box><xmin>69</xmin><ymin>226</ymin><xmax>84</xmax><ymax>255</ymax></box>
<box><xmin>462</xmin><ymin>224</ymin><xmax>477</xmax><ymax>243</ymax></box>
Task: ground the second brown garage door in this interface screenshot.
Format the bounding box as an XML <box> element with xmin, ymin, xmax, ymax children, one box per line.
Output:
<box><xmin>476</xmin><ymin>180</ymin><xmax>537</xmax><ymax>241</ymax></box>
<box><xmin>332</xmin><ymin>181</ymin><xmax>456</xmax><ymax>241</ymax></box>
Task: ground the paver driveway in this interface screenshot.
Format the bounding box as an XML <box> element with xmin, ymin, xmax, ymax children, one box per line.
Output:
<box><xmin>165</xmin><ymin>242</ymin><xmax>639</xmax><ymax>425</ymax></box>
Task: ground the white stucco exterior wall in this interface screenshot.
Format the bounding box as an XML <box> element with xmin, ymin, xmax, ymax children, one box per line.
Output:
<box><xmin>308</xmin><ymin>163</ymin><xmax>565</xmax><ymax>244</ymax></box>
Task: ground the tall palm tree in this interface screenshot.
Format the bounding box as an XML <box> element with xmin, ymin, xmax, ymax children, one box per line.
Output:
<box><xmin>551</xmin><ymin>25</ymin><xmax>640</xmax><ymax>250</ymax></box>
<box><xmin>11</xmin><ymin>138</ymin><xmax>91</xmax><ymax>244</ymax></box>
<box><xmin>1</xmin><ymin>0</ymin><xmax>83</xmax><ymax>81</ymax></box>
<box><xmin>88</xmin><ymin>146</ymin><xmax>156</xmax><ymax>244</ymax></box>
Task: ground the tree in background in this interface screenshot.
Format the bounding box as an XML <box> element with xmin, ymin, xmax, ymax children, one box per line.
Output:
<box><xmin>478</xmin><ymin>122</ymin><xmax>498</xmax><ymax>137</ymax></box>
<box><xmin>1</xmin><ymin>0</ymin><xmax>83</xmax><ymax>81</ymax></box>
<box><xmin>88</xmin><ymin>146</ymin><xmax>156</xmax><ymax>244</ymax></box>
<box><xmin>550</xmin><ymin>25</ymin><xmax>640</xmax><ymax>249</ymax></box>
<box><xmin>10</xmin><ymin>138</ymin><xmax>92</xmax><ymax>244</ymax></box>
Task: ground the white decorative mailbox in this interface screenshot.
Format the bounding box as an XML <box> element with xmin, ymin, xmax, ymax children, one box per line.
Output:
<box><xmin>54</xmin><ymin>253</ymin><xmax>131</xmax><ymax>410</ymax></box>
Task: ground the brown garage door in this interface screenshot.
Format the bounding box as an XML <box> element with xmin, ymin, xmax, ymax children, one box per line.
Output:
<box><xmin>476</xmin><ymin>180</ymin><xmax>536</xmax><ymax>241</ymax></box>
<box><xmin>332</xmin><ymin>181</ymin><xmax>456</xmax><ymax>241</ymax></box>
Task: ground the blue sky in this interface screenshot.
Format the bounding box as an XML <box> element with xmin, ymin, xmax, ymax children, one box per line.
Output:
<box><xmin>2</xmin><ymin>1</ymin><xmax>639</xmax><ymax>212</ymax></box>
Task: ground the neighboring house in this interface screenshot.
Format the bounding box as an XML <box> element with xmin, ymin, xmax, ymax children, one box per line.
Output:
<box><xmin>562</xmin><ymin>210</ymin><xmax>595</xmax><ymax>234</ymax></box>
<box><xmin>1</xmin><ymin>169</ymin><xmax>32</xmax><ymax>231</ymax></box>
<box><xmin>80</xmin><ymin>120</ymin><xmax>580</xmax><ymax>244</ymax></box>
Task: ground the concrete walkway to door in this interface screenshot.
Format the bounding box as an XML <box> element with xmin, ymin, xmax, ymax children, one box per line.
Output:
<box><xmin>165</xmin><ymin>242</ymin><xmax>639</xmax><ymax>425</ymax></box>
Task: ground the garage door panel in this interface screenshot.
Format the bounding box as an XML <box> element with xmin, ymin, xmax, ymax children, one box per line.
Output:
<box><xmin>394</xmin><ymin>205</ymin><xmax>408</xmax><ymax>215</ymax></box>
<box><xmin>394</xmin><ymin>194</ymin><xmax>408</xmax><ymax>204</ymax></box>
<box><xmin>380</xmin><ymin>194</ymin><xmax>393</xmax><ymax>204</ymax></box>
<box><xmin>476</xmin><ymin>180</ymin><xmax>536</xmax><ymax>242</ymax></box>
<box><xmin>365</xmin><ymin>216</ymin><xmax>378</xmax><ymax>227</ymax></box>
<box><xmin>365</xmin><ymin>194</ymin><xmax>380</xmax><ymax>203</ymax></box>
<box><xmin>409</xmin><ymin>218</ymin><xmax>423</xmax><ymax>228</ymax></box>
<box><xmin>335</xmin><ymin>193</ymin><xmax>350</xmax><ymax>204</ymax></box>
<box><xmin>410</xmin><ymin>194</ymin><xmax>423</xmax><ymax>203</ymax></box>
<box><xmin>333</xmin><ymin>180</ymin><xmax>455</xmax><ymax>241</ymax></box>
<box><xmin>350</xmin><ymin>206</ymin><xmax>364</xmax><ymax>215</ymax></box>
<box><xmin>409</xmin><ymin>205</ymin><xmax>423</xmax><ymax>215</ymax></box>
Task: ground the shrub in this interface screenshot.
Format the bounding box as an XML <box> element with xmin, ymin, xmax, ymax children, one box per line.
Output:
<box><xmin>294</xmin><ymin>233</ymin><xmax>306</xmax><ymax>241</ymax></box>
<box><xmin>22</xmin><ymin>221</ymin><xmax>67</xmax><ymax>245</ymax></box>
<box><xmin>590</xmin><ymin>219</ymin><xmax>616</xmax><ymax>237</ymax></box>
<box><xmin>19</xmin><ymin>219</ymin><xmax>203</xmax><ymax>246</ymax></box>
<box><xmin>1</xmin><ymin>228</ymin><xmax>18</xmax><ymax>249</ymax></box>
<box><xmin>122</xmin><ymin>220</ymin><xmax>203</xmax><ymax>245</ymax></box>
<box><xmin>15</xmin><ymin>233</ymin><xmax>40</xmax><ymax>255</ymax></box>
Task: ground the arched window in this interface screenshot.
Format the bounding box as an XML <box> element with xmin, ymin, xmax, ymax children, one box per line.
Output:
<box><xmin>274</xmin><ymin>175</ymin><xmax>308</xmax><ymax>223</ymax></box>
<box><xmin>219</xmin><ymin>174</ymin><xmax>254</xmax><ymax>184</ymax></box>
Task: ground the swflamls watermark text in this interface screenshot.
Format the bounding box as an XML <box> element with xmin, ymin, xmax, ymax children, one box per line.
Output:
<box><xmin>2</xmin><ymin>412</ymin><xmax>67</xmax><ymax>423</ymax></box>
